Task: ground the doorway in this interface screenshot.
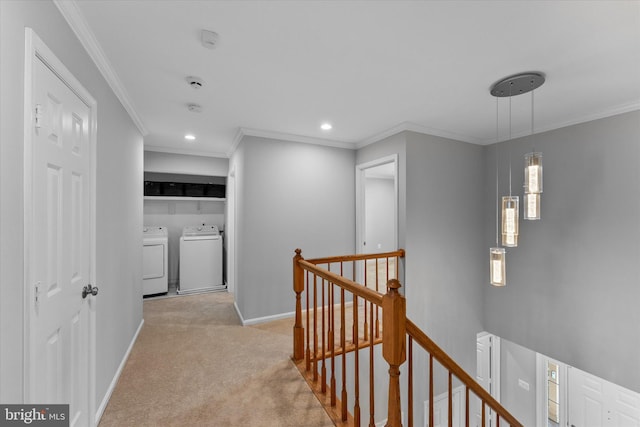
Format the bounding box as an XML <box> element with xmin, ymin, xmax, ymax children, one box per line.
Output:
<box><xmin>24</xmin><ymin>28</ymin><xmax>97</xmax><ymax>425</ymax></box>
<box><xmin>476</xmin><ymin>332</ymin><xmax>501</xmax><ymax>427</ymax></box>
<box><xmin>355</xmin><ymin>155</ymin><xmax>398</xmax><ymax>288</ymax></box>
<box><xmin>536</xmin><ymin>354</ymin><xmax>567</xmax><ymax>427</ymax></box>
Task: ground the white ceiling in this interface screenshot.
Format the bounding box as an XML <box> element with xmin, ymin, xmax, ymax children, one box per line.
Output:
<box><xmin>66</xmin><ymin>0</ymin><xmax>640</xmax><ymax>157</ymax></box>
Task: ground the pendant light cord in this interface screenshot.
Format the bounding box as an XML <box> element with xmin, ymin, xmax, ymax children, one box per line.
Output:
<box><xmin>508</xmin><ymin>87</ymin><xmax>512</xmax><ymax>197</ymax></box>
<box><xmin>495</xmin><ymin>96</ymin><xmax>499</xmax><ymax>246</ymax></box>
<box><xmin>531</xmin><ymin>87</ymin><xmax>535</xmax><ymax>152</ymax></box>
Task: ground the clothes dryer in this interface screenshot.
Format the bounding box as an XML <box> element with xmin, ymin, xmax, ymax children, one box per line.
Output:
<box><xmin>143</xmin><ymin>226</ymin><xmax>168</xmax><ymax>296</ymax></box>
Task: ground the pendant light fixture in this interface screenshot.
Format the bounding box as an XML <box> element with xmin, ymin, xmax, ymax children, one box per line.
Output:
<box><xmin>491</xmin><ymin>72</ymin><xmax>545</xmax><ymax>246</ymax></box>
<box><xmin>503</xmin><ymin>88</ymin><xmax>519</xmax><ymax>247</ymax></box>
<box><xmin>524</xmin><ymin>84</ymin><xmax>544</xmax><ymax>220</ymax></box>
<box><xmin>490</xmin><ymin>97</ymin><xmax>506</xmax><ymax>286</ymax></box>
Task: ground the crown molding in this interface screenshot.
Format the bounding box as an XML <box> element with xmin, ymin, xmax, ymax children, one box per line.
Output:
<box><xmin>357</xmin><ymin>121</ymin><xmax>483</xmax><ymax>149</ymax></box>
<box><xmin>238</xmin><ymin>127</ymin><xmax>358</xmax><ymax>150</ymax></box>
<box><xmin>479</xmin><ymin>100</ymin><xmax>640</xmax><ymax>145</ymax></box>
<box><xmin>144</xmin><ymin>145</ymin><xmax>228</xmax><ymax>158</ymax></box>
<box><xmin>54</xmin><ymin>0</ymin><xmax>148</xmax><ymax>136</ymax></box>
<box><xmin>533</xmin><ymin>101</ymin><xmax>640</xmax><ymax>139</ymax></box>
<box><xmin>226</xmin><ymin>128</ymin><xmax>246</xmax><ymax>158</ymax></box>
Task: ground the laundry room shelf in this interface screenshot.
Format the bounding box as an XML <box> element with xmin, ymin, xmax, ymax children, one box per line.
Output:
<box><xmin>144</xmin><ymin>196</ymin><xmax>226</xmax><ymax>201</ymax></box>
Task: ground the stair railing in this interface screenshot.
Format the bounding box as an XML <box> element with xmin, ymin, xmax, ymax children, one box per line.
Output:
<box><xmin>292</xmin><ymin>248</ymin><xmax>523</xmax><ymax>427</ymax></box>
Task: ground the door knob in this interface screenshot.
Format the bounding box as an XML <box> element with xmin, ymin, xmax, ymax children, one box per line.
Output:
<box><xmin>82</xmin><ymin>284</ymin><xmax>99</xmax><ymax>299</ymax></box>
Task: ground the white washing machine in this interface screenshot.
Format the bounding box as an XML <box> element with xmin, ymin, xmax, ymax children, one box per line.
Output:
<box><xmin>142</xmin><ymin>226</ymin><xmax>168</xmax><ymax>296</ymax></box>
<box><xmin>179</xmin><ymin>225</ymin><xmax>224</xmax><ymax>295</ymax></box>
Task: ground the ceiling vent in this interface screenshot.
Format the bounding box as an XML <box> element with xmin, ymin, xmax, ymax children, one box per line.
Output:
<box><xmin>187</xmin><ymin>103</ymin><xmax>203</xmax><ymax>113</ymax></box>
<box><xmin>201</xmin><ymin>30</ymin><xmax>219</xmax><ymax>49</ymax></box>
<box><xmin>186</xmin><ymin>76</ymin><xmax>205</xmax><ymax>89</ymax></box>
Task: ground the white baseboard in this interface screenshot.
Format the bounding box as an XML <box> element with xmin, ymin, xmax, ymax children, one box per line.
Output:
<box><xmin>242</xmin><ymin>310</ymin><xmax>296</xmax><ymax>326</ymax></box>
<box><xmin>235</xmin><ymin>303</ymin><xmax>296</xmax><ymax>326</ymax></box>
<box><xmin>234</xmin><ymin>301</ymin><xmax>356</xmax><ymax>326</ymax></box>
<box><xmin>233</xmin><ymin>301</ymin><xmax>245</xmax><ymax>325</ymax></box>
<box><xmin>94</xmin><ymin>318</ymin><xmax>144</xmax><ymax>424</ymax></box>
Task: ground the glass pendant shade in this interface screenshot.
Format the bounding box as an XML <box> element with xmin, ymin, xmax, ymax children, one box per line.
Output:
<box><xmin>502</xmin><ymin>196</ymin><xmax>519</xmax><ymax>247</ymax></box>
<box><xmin>490</xmin><ymin>247</ymin><xmax>506</xmax><ymax>286</ymax></box>
<box><xmin>524</xmin><ymin>152</ymin><xmax>543</xmax><ymax>194</ymax></box>
<box><xmin>524</xmin><ymin>192</ymin><xmax>541</xmax><ymax>220</ymax></box>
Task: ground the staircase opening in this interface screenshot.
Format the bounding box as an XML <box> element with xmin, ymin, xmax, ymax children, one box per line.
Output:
<box><xmin>292</xmin><ymin>248</ymin><xmax>523</xmax><ymax>427</ymax></box>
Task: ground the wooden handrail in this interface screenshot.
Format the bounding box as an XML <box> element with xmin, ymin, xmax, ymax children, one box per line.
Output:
<box><xmin>293</xmin><ymin>248</ymin><xmax>522</xmax><ymax>427</ymax></box>
<box><xmin>298</xmin><ymin>259</ymin><xmax>383</xmax><ymax>306</ymax></box>
<box><xmin>405</xmin><ymin>319</ymin><xmax>523</xmax><ymax>427</ymax></box>
<box><xmin>305</xmin><ymin>249</ymin><xmax>405</xmax><ymax>266</ymax></box>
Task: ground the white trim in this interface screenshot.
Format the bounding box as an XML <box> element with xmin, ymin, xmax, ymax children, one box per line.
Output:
<box><xmin>524</xmin><ymin>101</ymin><xmax>640</xmax><ymax>141</ymax></box>
<box><xmin>23</xmin><ymin>28</ymin><xmax>99</xmax><ymax>425</ymax></box>
<box><xmin>242</xmin><ymin>309</ymin><xmax>296</xmax><ymax>327</ymax></box>
<box><xmin>479</xmin><ymin>101</ymin><xmax>640</xmax><ymax>145</ymax></box>
<box><xmin>358</xmin><ymin>121</ymin><xmax>484</xmax><ymax>148</ymax></box>
<box><xmin>491</xmin><ymin>335</ymin><xmax>501</xmax><ymax>404</ymax></box>
<box><xmin>144</xmin><ymin>144</ymin><xmax>228</xmax><ymax>159</ymax></box>
<box><xmin>233</xmin><ymin>301</ymin><xmax>245</xmax><ymax>325</ymax></box>
<box><xmin>226</xmin><ymin>128</ymin><xmax>246</xmax><ymax>157</ymax></box>
<box><xmin>23</xmin><ymin>27</ymin><xmax>35</xmax><ymax>405</ymax></box>
<box><xmin>94</xmin><ymin>319</ymin><xmax>144</xmax><ymax>425</ymax></box>
<box><xmin>239</xmin><ymin>127</ymin><xmax>358</xmax><ymax>150</ymax></box>
<box><xmin>535</xmin><ymin>353</ymin><xmax>547</xmax><ymax>427</ymax></box>
<box><xmin>53</xmin><ymin>0</ymin><xmax>148</xmax><ymax>136</ymax></box>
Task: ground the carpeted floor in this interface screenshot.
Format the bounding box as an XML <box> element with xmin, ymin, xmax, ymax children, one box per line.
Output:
<box><xmin>98</xmin><ymin>292</ymin><xmax>333</xmax><ymax>427</ymax></box>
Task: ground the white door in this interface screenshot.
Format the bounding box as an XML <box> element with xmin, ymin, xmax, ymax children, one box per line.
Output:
<box><xmin>425</xmin><ymin>386</ymin><xmax>463</xmax><ymax>427</ymax></box>
<box><xmin>26</xmin><ymin>29</ymin><xmax>96</xmax><ymax>426</ymax></box>
<box><xmin>475</xmin><ymin>333</ymin><xmax>499</xmax><ymax>427</ymax></box>
<box><xmin>568</xmin><ymin>367</ymin><xmax>640</xmax><ymax>427</ymax></box>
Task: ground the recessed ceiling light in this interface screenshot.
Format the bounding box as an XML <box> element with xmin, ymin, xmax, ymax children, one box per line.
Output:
<box><xmin>185</xmin><ymin>134</ymin><xmax>196</xmax><ymax>141</ymax></box>
<box><xmin>321</xmin><ymin>123</ymin><xmax>332</xmax><ymax>131</ymax></box>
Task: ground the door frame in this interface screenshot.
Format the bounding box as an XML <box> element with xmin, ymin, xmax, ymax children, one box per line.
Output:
<box><xmin>355</xmin><ymin>154</ymin><xmax>399</xmax><ymax>256</ymax></box>
<box><xmin>226</xmin><ymin>167</ymin><xmax>236</xmax><ymax>295</ymax></box>
<box><xmin>23</xmin><ymin>28</ymin><xmax>97</xmax><ymax>423</ymax></box>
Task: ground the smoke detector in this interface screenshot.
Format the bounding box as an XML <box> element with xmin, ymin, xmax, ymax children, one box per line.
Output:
<box><xmin>186</xmin><ymin>76</ymin><xmax>205</xmax><ymax>89</ymax></box>
<box><xmin>187</xmin><ymin>103</ymin><xmax>203</xmax><ymax>113</ymax></box>
<box><xmin>201</xmin><ymin>30</ymin><xmax>219</xmax><ymax>49</ymax></box>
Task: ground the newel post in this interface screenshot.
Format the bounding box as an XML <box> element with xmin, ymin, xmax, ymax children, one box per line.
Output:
<box><xmin>293</xmin><ymin>248</ymin><xmax>305</xmax><ymax>361</ymax></box>
<box><xmin>383</xmin><ymin>279</ymin><xmax>406</xmax><ymax>427</ymax></box>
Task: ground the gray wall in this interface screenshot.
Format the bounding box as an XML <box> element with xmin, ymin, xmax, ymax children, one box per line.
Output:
<box><xmin>231</xmin><ymin>136</ymin><xmax>356</xmax><ymax>321</ymax></box>
<box><xmin>484</xmin><ymin>110</ymin><xmax>640</xmax><ymax>393</ymax></box>
<box><xmin>403</xmin><ymin>131</ymin><xmax>486</xmax><ymax>425</ymax></box>
<box><xmin>144</xmin><ymin>151</ymin><xmax>228</xmax><ymax>176</ymax></box>
<box><xmin>404</xmin><ymin>131</ymin><xmax>485</xmax><ymax>369</ymax></box>
<box><xmin>0</xmin><ymin>0</ymin><xmax>143</xmax><ymax>411</ymax></box>
<box><xmin>500</xmin><ymin>339</ymin><xmax>537</xmax><ymax>427</ymax></box>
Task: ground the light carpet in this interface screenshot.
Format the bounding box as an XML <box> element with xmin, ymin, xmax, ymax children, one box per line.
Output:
<box><xmin>98</xmin><ymin>292</ymin><xmax>333</xmax><ymax>427</ymax></box>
